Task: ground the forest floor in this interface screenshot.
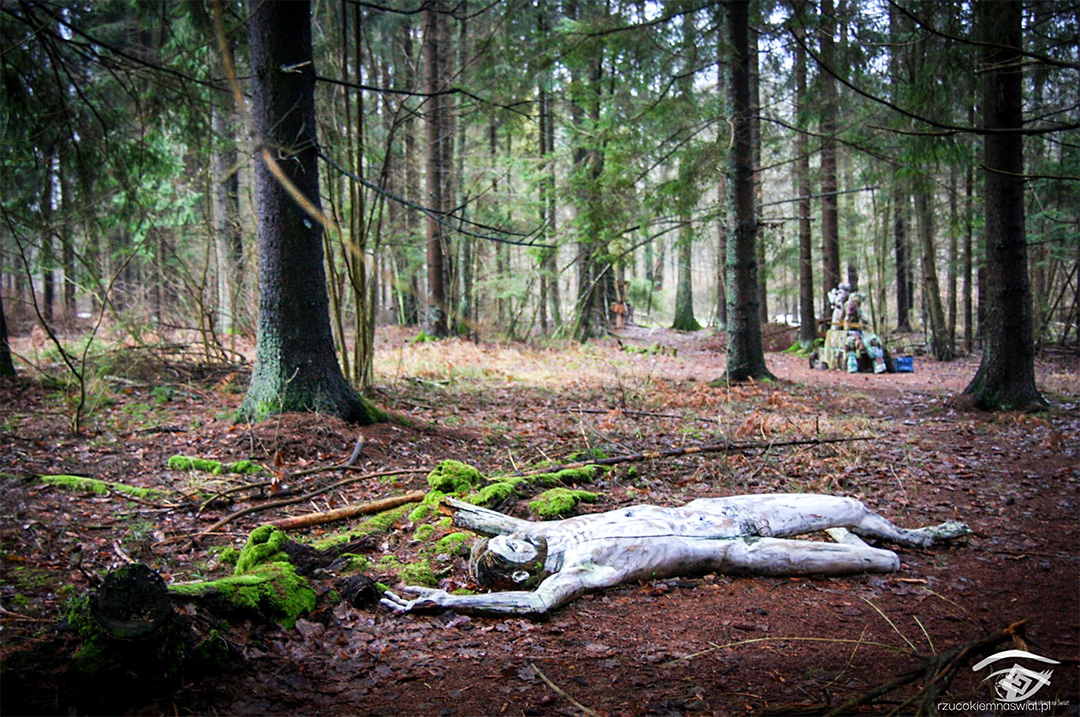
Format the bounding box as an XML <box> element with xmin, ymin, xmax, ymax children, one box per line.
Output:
<box><xmin>1</xmin><ymin>325</ymin><xmax>1078</xmax><ymax>716</ymax></box>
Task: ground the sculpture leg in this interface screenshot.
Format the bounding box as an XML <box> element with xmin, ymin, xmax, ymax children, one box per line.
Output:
<box><xmin>687</xmin><ymin>495</ymin><xmax>970</xmax><ymax>548</ymax></box>
<box><xmin>721</xmin><ymin>537</ymin><xmax>900</xmax><ymax>576</ymax></box>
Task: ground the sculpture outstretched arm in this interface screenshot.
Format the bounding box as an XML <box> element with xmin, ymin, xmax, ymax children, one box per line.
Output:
<box><xmin>380</xmin><ymin>567</ymin><xmax>608</xmax><ymax>617</ymax></box>
<box><xmin>444</xmin><ymin>497</ymin><xmax>536</xmax><ymax>537</ymax></box>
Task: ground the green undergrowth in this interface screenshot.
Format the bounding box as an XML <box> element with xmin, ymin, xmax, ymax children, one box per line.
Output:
<box><xmin>40</xmin><ymin>474</ymin><xmax>165</xmax><ymax>500</ymax></box>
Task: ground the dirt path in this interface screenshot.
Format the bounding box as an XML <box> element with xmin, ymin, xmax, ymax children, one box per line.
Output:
<box><xmin>2</xmin><ymin>328</ymin><xmax>1077</xmax><ymax>715</ymax></box>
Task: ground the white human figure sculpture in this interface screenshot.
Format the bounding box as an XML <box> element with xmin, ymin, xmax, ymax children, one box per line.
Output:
<box><xmin>381</xmin><ymin>495</ymin><xmax>970</xmax><ymax>617</ymax></box>
<box><xmin>828</xmin><ymin>283</ymin><xmax>851</xmax><ymax>326</ymax></box>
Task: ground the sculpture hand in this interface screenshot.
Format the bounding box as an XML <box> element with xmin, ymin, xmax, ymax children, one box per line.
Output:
<box><xmin>380</xmin><ymin>586</ymin><xmax>452</xmax><ymax>613</ymax></box>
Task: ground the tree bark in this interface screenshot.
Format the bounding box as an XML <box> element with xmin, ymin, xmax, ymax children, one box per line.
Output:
<box><xmin>568</xmin><ymin>0</ymin><xmax>610</xmax><ymax>342</ymax></box>
<box><xmin>818</xmin><ymin>0</ymin><xmax>840</xmax><ymax>316</ymax></box>
<box><xmin>721</xmin><ymin>0</ymin><xmax>773</xmax><ymax>383</ymax></box>
<box><xmin>238</xmin><ymin>0</ymin><xmax>381</xmax><ymax>424</ymax></box>
<box><xmin>963</xmin><ymin>0</ymin><xmax>1045</xmax><ymax>410</ymax></box>
<box><xmin>793</xmin><ymin>4</ymin><xmax>815</xmax><ymax>350</ymax></box>
<box><xmin>750</xmin><ymin>18</ymin><xmax>767</xmax><ymax>325</ymax></box>
<box><xmin>423</xmin><ymin>5</ymin><xmax>449</xmax><ymax>337</ymax></box>
<box><xmin>672</xmin><ymin>8</ymin><xmax>700</xmax><ymax>333</ymax></box>
<box><xmin>714</xmin><ymin>22</ymin><xmax>728</xmax><ymax>330</ymax></box>
<box><xmin>888</xmin><ymin>2</ymin><xmax>913</xmax><ymax>333</ymax></box>
<box><xmin>398</xmin><ymin>21</ymin><xmax>420</xmax><ymax>326</ymax></box>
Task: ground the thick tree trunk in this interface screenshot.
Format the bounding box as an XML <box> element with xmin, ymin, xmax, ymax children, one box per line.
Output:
<box><xmin>238</xmin><ymin>0</ymin><xmax>380</xmax><ymax>424</ymax></box>
<box><xmin>422</xmin><ymin>6</ymin><xmax>449</xmax><ymax>337</ymax></box>
<box><xmin>752</xmin><ymin>31</ymin><xmax>768</xmax><ymax>325</ymax></box>
<box><xmin>818</xmin><ymin>0</ymin><xmax>840</xmax><ymax>316</ymax></box>
<box><xmin>672</xmin><ymin>6</ymin><xmax>701</xmax><ymax>333</ymax></box>
<box><xmin>568</xmin><ymin>0</ymin><xmax>610</xmax><ymax>342</ymax></box>
<box><xmin>714</xmin><ymin>33</ymin><xmax>728</xmax><ymax>329</ymax></box>
<box><xmin>457</xmin><ymin>16</ymin><xmax>474</xmax><ymax>337</ymax></box>
<box><xmin>720</xmin><ymin>0</ymin><xmax>773</xmax><ymax>383</ymax></box>
<box><xmin>963</xmin><ymin>0</ymin><xmax>1045</xmax><ymax>410</ymax></box>
<box><xmin>888</xmin><ymin>3</ymin><xmax>913</xmax><ymax>333</ymax></box>
<box><xmin>793</xmin><ymin>7</ymin><xmax>815</xmax><ymax>350</ymax></box>
<box><xmin>399</xmin><ymin>23</ymin><xmax>420</xmax><ymax>326</ymax></box>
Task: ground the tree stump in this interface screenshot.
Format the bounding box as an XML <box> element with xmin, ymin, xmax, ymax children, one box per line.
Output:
<box><xmin>91</xmin><ymin>563</ymin><xmax>173</xmax><ymax>639</ymax></box>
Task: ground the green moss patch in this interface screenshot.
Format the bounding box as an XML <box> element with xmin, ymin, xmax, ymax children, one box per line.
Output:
<box><xmin>524</xmin><ymin>466</ymin><xmax>601</xmax><ymax>486</ymax></box>
<box><xmin>528</xmin><ymin>488</ymin><xmax>599</xmax><ymax>518</ymax></box>
<box><xmin>427</xmin><ymin>460</ymin><xmax>484</xmax><ymax>493</ymax></box>
<box><xmin>40</xmin><ymin>475</ymin><xmax>164</xmax><ymax>500</ymax></box>
<box><xmin>169</xmin><ymin>526</ymin><xmax>316</xmax><ymax>629</ymax></box>
<box><xmin>167</xmin><ymin>455</ymin><xmax>263</xmax><ymax>475</ymax></box>
<box><xmin>397</xmin><ymin>559</ymin><xmax>437</xmax><ymax>586</ymax></box>
<box><xmin>434</xmin><ymin>532</ymin><xmax>471</xmax><ymax>557</ymax></box>
<box><xmin>467</xmin><ymin>480</ymin><xmax>519</xmax><ymax>506</ymax></box>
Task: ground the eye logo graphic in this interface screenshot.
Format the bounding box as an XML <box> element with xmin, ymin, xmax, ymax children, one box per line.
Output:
<box><xmin>971</xmin><ymin>650</ymin><xmax>1060</xmax><ymax>703</ymax></box>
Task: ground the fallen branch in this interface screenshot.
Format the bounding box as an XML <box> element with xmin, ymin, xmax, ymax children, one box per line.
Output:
<box><xmin>266</xmin><ymin>491</ymin><xmax>426</xmax><ymax>530</ymax></box>
<box><xmin>198</xmin><ymin>468</ymin><xmax>430</xmax><ymax>538</ymax></box>
<box><xmin>521</xmin><ymin>435</ymin><xmax>875</xmax><ymax>476</ymax></box>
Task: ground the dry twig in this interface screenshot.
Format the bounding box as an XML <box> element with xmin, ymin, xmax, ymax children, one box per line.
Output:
<box><xmin>530</xmin><ymin>662</ymin><xmax>602</xmax><ymax>717</ymax></box>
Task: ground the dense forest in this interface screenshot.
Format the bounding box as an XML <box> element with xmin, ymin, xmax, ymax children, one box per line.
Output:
<box><xmin>2</xmin><ymin>3</ymin><xmax>1079</xmax><ymax>713</ymax></box>
<box><xmin>1</xmin><ymin>0</ymin><xmax>1077</xmax><ymax>410</ymax></box>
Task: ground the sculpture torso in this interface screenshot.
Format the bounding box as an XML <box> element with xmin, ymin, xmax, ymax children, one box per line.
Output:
<box><xmin>514</xmin><ymin>500</ymin><xmax>774</xmax><ymax>584</ymax></box>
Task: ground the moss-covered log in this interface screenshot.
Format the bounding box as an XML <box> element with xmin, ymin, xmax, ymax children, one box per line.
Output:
<box><xmin>169</xmin><ymin>526</ymin><xmax>316</xmax><ymax>628</ymax></box>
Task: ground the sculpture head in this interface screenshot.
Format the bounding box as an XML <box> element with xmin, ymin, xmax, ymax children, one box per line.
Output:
<box><xmin>469</xmin><ymin>533</ymin><xmax>550</xmax><ymax>591</ymax></box>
